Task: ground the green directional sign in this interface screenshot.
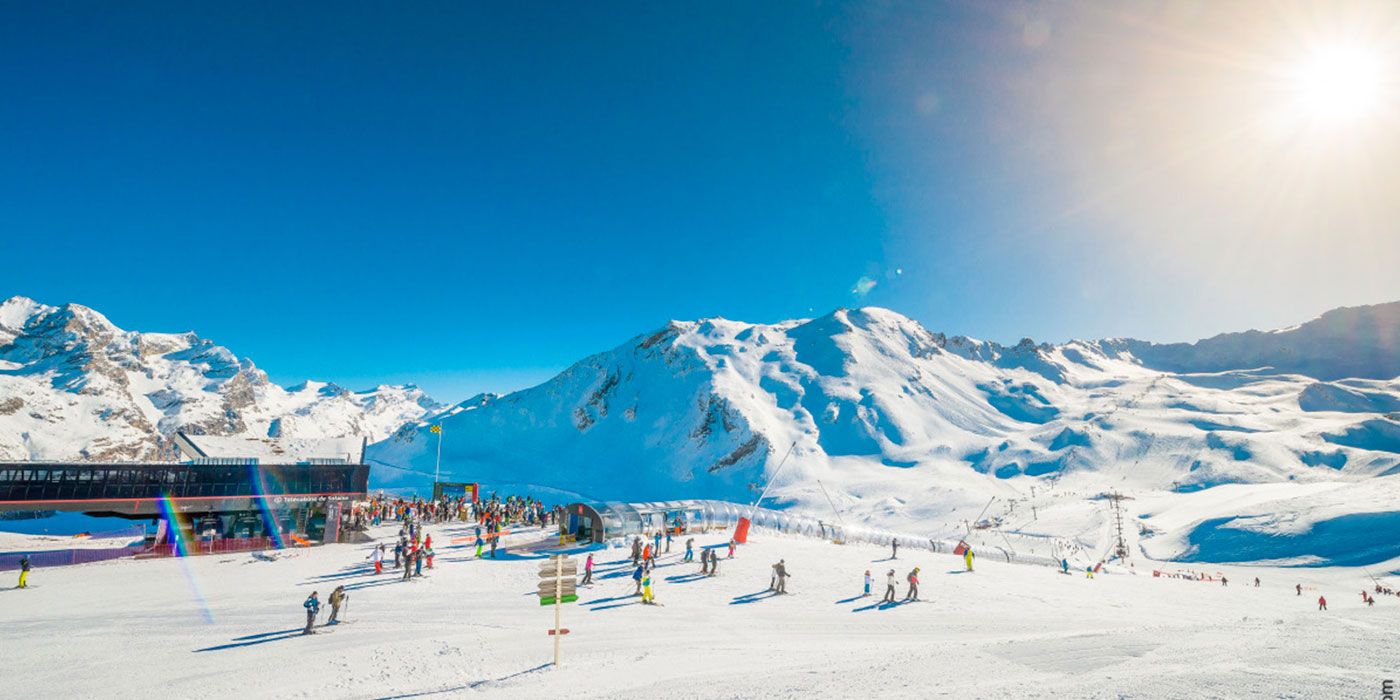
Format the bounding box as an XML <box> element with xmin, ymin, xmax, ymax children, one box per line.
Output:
<box><xmin>539</xmin><ymin>594</ymin><xmax>578</xmax><ymax>606</ymax></box>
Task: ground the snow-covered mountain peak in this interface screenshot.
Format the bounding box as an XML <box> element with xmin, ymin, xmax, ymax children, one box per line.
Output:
<box><xmin>0</xmin><ymin>297</ymin><xmax>444</xmax><ymax>460</ymax></box>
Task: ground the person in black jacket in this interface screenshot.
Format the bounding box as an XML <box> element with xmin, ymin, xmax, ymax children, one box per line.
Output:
<box><xmin>17</xmin><ymin>555</ymin><xmax>31</xmax><ymax>589</ymax></box>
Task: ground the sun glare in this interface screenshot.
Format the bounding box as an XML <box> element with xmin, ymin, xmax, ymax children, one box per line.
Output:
<box><xmin>1290</xmin><ymin>45</ymin><xmax>1385</xmax><ymax>123</ymax></box>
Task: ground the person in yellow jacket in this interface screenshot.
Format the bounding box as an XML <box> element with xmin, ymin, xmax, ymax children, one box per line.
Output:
<box><xmin>641</xmin><ymin>571</ymin><xmax>655</xmax><ymax>605</ymax></box>
<box><xmin>963</xmin><ymin>547</ymin><xmax>974</xmax><ymax>572</ymax></box>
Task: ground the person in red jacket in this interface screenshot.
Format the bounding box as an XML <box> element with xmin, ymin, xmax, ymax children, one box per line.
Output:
<box><xmin>904</xmin><ymin>567</ymin><xmax>921</xmax><ymax>601</ymax></box>
<box><xmin>1318</xmin><ymin>595</ymin><xmax>1327</xmax><ymax>611</ymax></box>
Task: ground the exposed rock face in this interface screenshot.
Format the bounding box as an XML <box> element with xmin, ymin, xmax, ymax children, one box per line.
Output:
<box><xmin>0</xmin><ymin>296</ymin><xmax>443</xmax><ymax>461</ymax></box>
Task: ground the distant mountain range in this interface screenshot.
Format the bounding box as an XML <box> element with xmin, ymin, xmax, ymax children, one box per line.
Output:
<box><xmin>0</xmin><ymin>296</ymin><xmax>442</xmax><ymax>460</ymax></box>
<box><xmin>5</xmin><ymin>294</ymin><xmax>1399</xmax><ymax>566</ymax></box>
<box><xmin>371</xmin><ymin>301</ymin><xmax>1400</xmax><ymax>566</ymax></box>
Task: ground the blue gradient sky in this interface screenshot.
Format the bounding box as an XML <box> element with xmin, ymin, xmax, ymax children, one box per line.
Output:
<box><xmin>3</xmin><ymin>2</ymin><xmax>1397</xmax><ymax>402</ymax></box>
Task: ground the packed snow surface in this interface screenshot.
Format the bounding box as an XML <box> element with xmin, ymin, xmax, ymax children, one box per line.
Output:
<box><xmin>1</xmin><ymin>525</ymin><xmax>1395</xmax><ymax>699</ymax></box>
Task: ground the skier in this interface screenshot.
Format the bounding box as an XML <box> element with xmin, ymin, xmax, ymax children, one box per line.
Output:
<box><xmin>727</xmin><ymin>539</ymin><xmax>736</xmax><ymax>559</ymax></box>
<box><xmin>581</xmin><ymin>553</ymin><xmax>594</xmax><ymax>586</ymax></box>
<box><xmin>863</xmin><ymin>570</ymin><xmax>872</xmax><ymax>597</ymax></box>
<box><xmin>652</xmin><ymin>531</ymin><xmax>662</xmax><ymax>557</ymax></box>
<box><xmin>904</xmin><ymin>567</ymin><xmax>920</xmax><ymax>601</ymax></box>
<box><xmin>327</xmin><ymin>586</ymin><xmax>346</xmax><ymax>625</ymax></box>
<box><xmin>964</xmin><ymin>546</ymin><xmax>975</xmax><ymax>572</ymax></box>
<box><xmin>1253</xmin><ymin>577</ymin><xmax>1260</xmax><ymax>588</ymax></box>
<box><xmin>1296</xmin><ymin>583</ymin><xmax>1302</xmax><ymax>596</ymax></box>
<box><xmin>684</xmin><ymin>538</ymin><xmax>694</xmax><ymax>562</ymax></box>
<box><xmin>633</xmin><ymin>563</ymin><xmax>645</xmax><ymax>596</ymax></box>
<box><xmin>665</xmin><ymin>531</ymin><xmax>673</xmax><ymax>553</ymax></box>
<box><xmin>1221</xmin><ymin>576</ymin><xmax>1228</xmax><ymax>587</ymax></box>
<box><xmin>773</xmin><ymin>559</ymin><xmax>790</xmax><ymax>594</ymax></box>
<box><xmin>489</xmin><ymin>533</ymin><xmax>499</xmax><ymax>559</ymax></box>
<box><xmin>641</xmin><ymin>570</ymin><xmax>655</xmax><ymax>605</ymax></box>
<box><xmin>303</xmin><ymin>592</ymin><xmax>320</xmax><ymax>635</ymax></box>
<box><xmin>368</xmin><ymin>544</ymin><xmax>385</xmax><ymax>574</ymax></box>
<box><xmin>16</xmin><ymin>555</ymin><xmax>31</xmax><ymax>589</ymax></box>
<box><xmin>699</xmin><ymin>547</ymin><xmax>710</xmax><ymax>575</ymax></box>
<box><xmin>891</xmin><ymin>538</ymin><xmax>898</xmax><ymax>560</ymax></box>
<box><xmin>1085</xmin><ymin>566</ymin><xmax>1094</xmax><ymax>579</ymax></box>
<box><xmin>393</xmin><ymin>540</ymin><xmax>403</xmax><ymax>569</ymax></box>
<box><xmin>1318</xmin><ymin>595</ymin><xmax>1327</xmax><ymax>611</ymax></box>
<box><xmin>402</xmin><ymin>548</ymin><xmax>414</xmax><ymax>581</ymax></box>
<box><xmin>631</xmin><ymin>537</ymin><xmax>642</xmax><ymax>566</ymax></box>
<box><xmin>643</xmin><ymin>543</ymin><xmax>652</xmax><ymax>567</ymax></box>
<box><xmin>424</xmin><ymin>545</ymin><xmax>435</xmax><ymax>570</ymax></box>
<box><xmin>1060</xmin><ymin>558</ymin><xmax>1069</xmax><ymax>575</ymax></box>
<box><xmin>882</xmin><ymin>569</ymin><xmax>897</xmax><ymax>603</ymax></box>
<box><xmin>708</xmin><ymin>548</ymin><xmax>720</xmax><ymax>576</ymax></box>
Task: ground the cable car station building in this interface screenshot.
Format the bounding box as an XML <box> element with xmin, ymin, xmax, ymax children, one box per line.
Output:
<box><xmin>0</xmin><ymin>433</ymin><xmax>369</xmax><ymax>550</ymax></box>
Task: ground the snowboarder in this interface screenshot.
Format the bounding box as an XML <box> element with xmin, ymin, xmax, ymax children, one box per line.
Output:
<box><xmin>882</xmin><ymin>569</ymin><xmax>897</xmax><ymax>603</ymax></box>
<box><xmin>891</xmin><ymin>538</ymin><xmax>898</xmax><ymax>560</ymax></box>
<box><xmin>684</xmin><ymin>538</ymin><xmax>694</xmax><ymax>562</ymax></box>
<box><xmin>773</xmin><ymin>560</ymin><xmax>790</xmax><ymax>594</ymax></box>
<box><xmin>1318</xmin><ymin>595</ymin><xmax>1327</xmax><ymax>611</ymax></box>
<box><xmin>581</xmin><ymin>553</ymin><xmax>594</xmax><ymax>585</ymax></box>
<box><xmin>368</xmin><ymin>544</ymin><xmax>385</xmax><ymax>574</ymax></box>
<box><xmin>863</xmin><ymin>570</ymin><xmax>872</xmax><ymax>597</ymax></box>
<box><xmin>303</xmin><ymin>592</ymin><xmax>320</xmax><ymax>634</ymax></box>
<box><xmin>327</xmin><ymin>586</ymin><xmax>346</xmax><ymax>625</ymax></box>
<box><xmin>905</xmin><ymin>568</ymin><xmax>920</xmax><ymax>601</ymax></box>
<box><xmin>964</xmin><ymin>547</ymin><xmax>975</xmax><ymax>572</ymax></box>
<box><xmin>17</xmin><ymin>555</ymin><xmax>31</xmax><ymax>589</ymax></box>
<box><xmin>633</xmin><ymin>564</ymin><xmax>644</xmax><ymax>596</ymax></box>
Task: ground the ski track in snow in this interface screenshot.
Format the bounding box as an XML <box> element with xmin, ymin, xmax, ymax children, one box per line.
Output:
<box><xmin>1</xmin><ymin>524</ymin><xmax>1395</xmax><ymax>699</ymax></box>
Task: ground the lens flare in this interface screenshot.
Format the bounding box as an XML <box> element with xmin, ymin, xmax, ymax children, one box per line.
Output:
<box><xmin>157</xmin><ymin>493</ymin><xmax>215</xmax><ymax>624</ymax></box>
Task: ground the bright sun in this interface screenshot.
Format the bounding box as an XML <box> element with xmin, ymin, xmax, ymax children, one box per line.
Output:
<box><xmin>1290</xmin><ymin>45</ymin><xmax>1385</xmax><ymax>123</ymax></box>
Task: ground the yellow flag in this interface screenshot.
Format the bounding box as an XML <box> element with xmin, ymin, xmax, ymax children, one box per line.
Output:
<box><xmin>429</xmin><ymin>424</ymin><xmax>441</xmax><ymax>434</ymax></box>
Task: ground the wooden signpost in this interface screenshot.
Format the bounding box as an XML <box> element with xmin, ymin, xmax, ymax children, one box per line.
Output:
<box><xmin>538</xmin><ymin>555</ymin><xmax>578</xmax><ymax>665</ymax></box>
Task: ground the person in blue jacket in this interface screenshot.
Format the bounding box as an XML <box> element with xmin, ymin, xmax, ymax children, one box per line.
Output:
<box><xmin>303</xmin><ymin>591</ymin><xmax>320</xmax><ymax>634</ymax></box>
<box><xmin>632</xmin><ymin>563</ymin><xmax>645</xmax><ymax>596</ymax></box>
<box><xmin>1061</xmin><ymin>558</ymin><xmax>1070</xmax><ymax>575</ymax></box>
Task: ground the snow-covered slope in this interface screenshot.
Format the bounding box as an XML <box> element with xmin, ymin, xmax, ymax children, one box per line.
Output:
<box><xmin>371</xmin><ymin>304</ymin><xmax>1400</xmax><ymax>567</ymax></box>
<box><xmin>0</xmin><ymin>296</ymin><xmax>443</xmax><ymax>460</ymax></box>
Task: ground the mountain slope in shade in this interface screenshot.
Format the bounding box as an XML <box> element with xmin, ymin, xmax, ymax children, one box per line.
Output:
<box><xmin>0</xmin><ymin>296</ymin><xmax>443</xmax><ymax>461</ymax></box>
<box><xmin>371</xmin><ymin>305</ymin><xmax>1400</xmax><ymax>566</ymax></box>
<box><xmin>1104</xmin><ymin>301</ymin><xmax>1400</xmax><ymax>381</ymax></box>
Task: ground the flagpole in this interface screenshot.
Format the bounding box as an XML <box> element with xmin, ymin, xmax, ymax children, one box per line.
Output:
<box><xmin>433</xmin><ymin>423</ymin><xmax>443</xmax><ymax>486</ymax></box>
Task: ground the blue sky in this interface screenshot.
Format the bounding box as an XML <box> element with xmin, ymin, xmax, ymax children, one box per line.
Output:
<box><xmin>3</xmin><ymin>2</ymin><xmax>1397</xmax><ymax>402</ymax></box>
